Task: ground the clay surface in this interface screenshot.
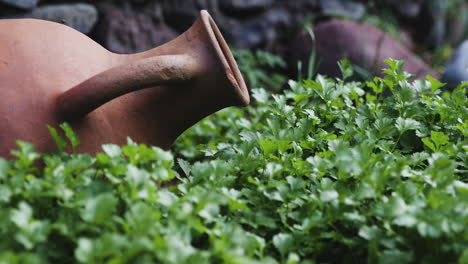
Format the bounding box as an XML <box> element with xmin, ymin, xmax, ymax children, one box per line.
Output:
<box><xmin>0</xmin><ymin>10</ymin><xmax>249</xmax><ymax>158</ymax></box>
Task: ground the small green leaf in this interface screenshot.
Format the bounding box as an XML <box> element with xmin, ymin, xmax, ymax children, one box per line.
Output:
<box><xmin>12</xmin><ymin>141</ymin><xmax>41</xmax><ymax>167</ymax></box>
<box><xmin>82</xmin><ymin>193</ymin><xmax>118</xmax><ymax>224</ymax></box>
<box><xmin>286</xmin><ymin>253</ymin><xmax>300</xmax><ymax>264</ymax></box>
<box><xmin>430</xmin><ymin>131</ymin><xmax>449</xmax><ymax>150</ymax></box>
<box><xmin>422</xmin><ymin>138</ymin><xmax>436</xmax><ymax>152</ymax></box>
<box><xmin>47</xmin><ymin>125</ymin><xmax>67</xmax><ymax>150</ymax></box>
<box><xmin>102</xmin><ymin>144</ymin><xmax>122</xmax><ymax>158</ymax></box>
<box><xmin>395</xmin><ymin>117</ymin><xmax>420</xmax><ymax>133</ymax></box>
<box><xmin>259</xmin><ymin>139</ymin><xmax>277</xmax><ymax>156</ymax></box>
<box><xmin>75</xmin><ymin>238</ymin><xmax>94</xmax><ymax>263</ymax></box>
<box><xmin>0</xmin><ymin>158</ymin><xmax>9</xmax><ymax>180</ymax></box>
<box><xmin>338</xmin><ymin>59</ymin><xmax>353</xmax><ymax>81</ymax></box>
<box><xmin>320</xmin><ymin>190</ymin><xmax>338</xmax><ymax>202</ymax></box>
<box><xmin>273</xmin><ymin>233</ymin><xmax>293</xmax><ymax>256</ymax></box>
<box><xmin>359</xmin><ymin>225</ymin><xmax>381</xmax><ymax>240</ymax></box>
<box><xmin>10</xmin><ymin>202</ymin><xmax>32</xmax><ymax>228</ymax></box>
<box><xmin>426</xmin><ymin>75</ymin><xmax>445</xmax><ymax>92</ymax></box>
<box><xmin>252</xmin><ymin>88</ymin><xmax>270</xmax><ymax>103</ymax></box>
<box><xmin>0</xmin><ymin>185</ymin><xmax>12</xmax><ymax>202</ymax></box>
<box><xmin>383</xmin><ymin>59</ymin><xmax>404</xmax><ymax>73</ymax></box>
<box><xmin>178</xmin><ymin>158</ymin><xmax>191</xmax><ymax>176</ymax></box>
<box><xmin>126</xmin><ymin>165</ymin><xmax>149</xmax><ymax>187</ymax></box>
<box><xmin>60</xmin><ymin>122</ymin><xmax>80</xmax><ymax>149</ymax></box>
<box><xmin>394</xmin><ymin>215</ymin><xmax>417</xmax><ymax>227</ymax></box>
<box><xmin>157</xmin><ymin>189</ymin><xmax>178</xmax><ymax>207</ymax></box>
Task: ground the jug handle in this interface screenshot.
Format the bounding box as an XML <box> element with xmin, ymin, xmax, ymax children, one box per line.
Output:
<box><xmin>57</xmin><ymin>54</ymin><xmax>200</xmax><ymax>120</ymax></box>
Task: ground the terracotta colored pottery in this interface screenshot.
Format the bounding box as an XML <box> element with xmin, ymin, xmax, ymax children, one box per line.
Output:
<box><xmin>0</xmin><ymin>10</ymin><xmax>249</xmax><ymax>158</ymax></box>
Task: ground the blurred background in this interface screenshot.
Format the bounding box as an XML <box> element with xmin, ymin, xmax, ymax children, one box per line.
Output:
<box><xmin>1</xmin><ymin>0</ymin><xmax>467</xmax><ymax>88</ymax></box>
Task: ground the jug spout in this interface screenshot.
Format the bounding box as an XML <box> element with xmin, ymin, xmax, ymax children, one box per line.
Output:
<box><xmin>57</xmin><ymin>54</ymin><xmax>202</xmax><ymax>119</ymax></box>
<box><xmin>57</xmin><ymin>10</ymin><xmax>249</xmax><ymax>120</ymax></box>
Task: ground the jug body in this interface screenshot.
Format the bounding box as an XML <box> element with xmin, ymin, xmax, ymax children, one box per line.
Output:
<box><xmin>0</xmin><ymin>18</ymin><xmax>119</xmax><ymax>156</ymax></box>
<box><xmin>0</xmin><ymin>11</ymin><xmax>249</xmax><ymax>158</ymax></box>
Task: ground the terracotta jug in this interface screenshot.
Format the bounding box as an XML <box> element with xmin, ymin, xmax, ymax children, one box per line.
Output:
<box><xmin>0</xmin><ymin>10</ymin><xmax>249</xmax><ymax>158</ymax></box>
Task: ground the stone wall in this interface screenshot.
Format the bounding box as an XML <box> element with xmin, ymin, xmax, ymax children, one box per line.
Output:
<box><xmin>1</xmin><ymin>0</ymin><xmax>467</xmax><ymax>83</ymax></box>
<box><xmin>0</xmin><ymin>0</ymin><xmax>324</xmax><ymax>53</ymax></box>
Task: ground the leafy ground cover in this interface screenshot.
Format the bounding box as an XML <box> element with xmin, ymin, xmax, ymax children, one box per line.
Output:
<box><xmin>0</xmin><ymin>60</ymin><xmax>467</xmax><ymax>263</ymax></box>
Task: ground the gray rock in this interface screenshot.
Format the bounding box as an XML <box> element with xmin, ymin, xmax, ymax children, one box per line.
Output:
<box><xmin>92</xmin><ymin>5</ymin><xmax>178</xmax><ymax>54</ymax></box>
<box><xmin>384</xmin><ymin>0</ymin><xmax>424</xmax><ymax>18</ymax></box>
<box><xmin>0</xmin><ymin>0</ymin><xmax>39</xmax><ymax>10</ymax></box>
<box><xmin>287</xmin><ymin>19</ymin><xmax>439</xmax><ymax>80</ymax></box>
<box><xmin>220</xmin><ymin>0</ymin><xmax>274</xmax><ymax>14</ymax></box>
<box><xmin>162</xmin><ymin>0</ymin><xmax>212</xmax><ymax>32</ymax></box>
<box><xmin>282</xmin><ymin>0</ymin><xmax>320</xmax><ymax>28</ymax></box>
<box><xmin>223</xmin><ymin>8</ymin><xmax>291</xmax><ymax>49</ymax></box>
<box><xmin>285</xmin><ymin>0</ymin><xmax>320</xmax><ymax>10</ymax></box>
<box><xmin>442</xmin><ymin>40</ymin><xmax>468</xmax><ymax>89</ymax></box>
<box><xmin>320</xmin><ymin>0</ymin><xmax>366</xmax><ymax>21</ymax></box>
<box><xmin>131</xmin><ymin>0</ymin><xmax>149</xmax><ymax>4</ymax></box>
<box><xmin>11</xmin><ymin>4</ymin><xmax>98</xmax><ymax>34</ymax></box>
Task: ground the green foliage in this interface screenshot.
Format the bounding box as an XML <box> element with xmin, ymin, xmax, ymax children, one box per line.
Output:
<box><xmin>296</xmin><ymin>25</ymin><xmax>321</xmax><ymax>81</ymax></box>
<box><xmin>232</xmin><ymin>48</ymin><xmax>287</xmax><ymax>90</ymax></box>
<box><xmin>338</xmin><ymin>58</ymin><xmax>353</xmax><ymax>81</ymax></box>
<box><xmin>47</xmin><ymin>122</ymin><xmax>80</xmax><ymax>152</ymax></box>
<box><xmin>0</xmin><ymin>61</ymin><xmax>467</xmax><ymax>263</ymax></box>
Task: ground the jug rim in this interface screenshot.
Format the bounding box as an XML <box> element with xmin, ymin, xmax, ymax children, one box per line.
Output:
<box><xmin>199</xmin><ymin>10</ymin><xmax>250</xmax><ymax>106</ymax></box>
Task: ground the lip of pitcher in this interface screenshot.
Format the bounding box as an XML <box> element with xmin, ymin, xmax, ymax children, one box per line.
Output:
<box><xmin>199</xmin><ymin>10</ymin><xmax>250</xmax><ymax>106</ymax></box>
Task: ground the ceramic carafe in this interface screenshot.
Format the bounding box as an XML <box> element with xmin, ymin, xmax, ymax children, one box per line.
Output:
<box><xmin>0</xmin><ymin>10</ymin><xmax>249</xmax><ymax>158</ymax></box>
